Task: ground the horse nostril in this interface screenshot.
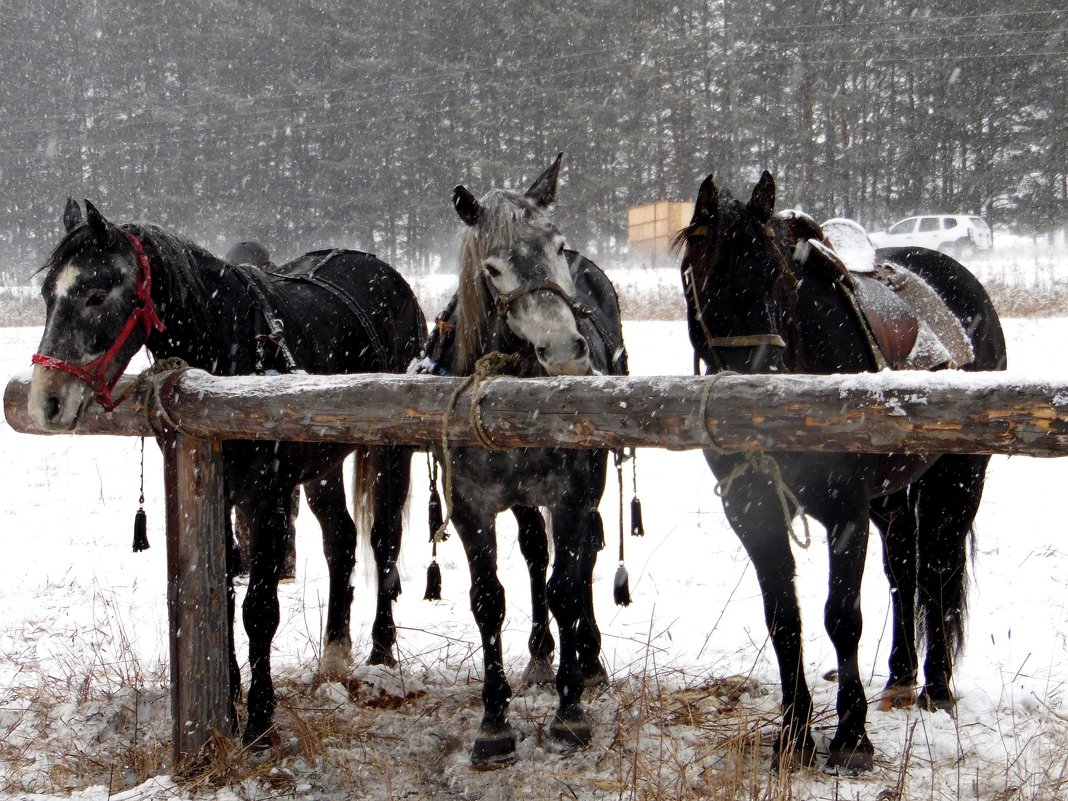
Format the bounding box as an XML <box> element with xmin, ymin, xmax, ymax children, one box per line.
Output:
<box><xmin>573</xmin><ymin>337</ymin><xmax>588</xmax><ymax>359</ymax></box>
<box><xmin>45</xmin><ymin>396</ymin><xmax>61</xmax><ymax>421</ymax></box>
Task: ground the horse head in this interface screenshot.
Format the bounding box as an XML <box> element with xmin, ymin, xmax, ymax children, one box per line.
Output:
<box><xmin>675</xmin><ymin>171</ymin><xmax>795</xmax><ymax>374</ymax></box>
<box><xmin>451</xmin><ymin>154</ymin><xmax>592</xmax><ymax>377</ymax></box>
<box><xmin>28</xmin><ymin>200</ymin><xmax>164</xmax><ymax>430</ymax></box>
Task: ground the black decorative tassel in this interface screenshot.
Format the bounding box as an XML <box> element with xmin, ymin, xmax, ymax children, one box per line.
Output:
<box><xmin>630</xmin><ymin>496</ymin><xmax>645</xmax><ymax>537</ymax></box>
<box><xmin>428</xmin><ymin>485</ymin><xmax>444</xmax><ymax>542</ymax></box>
<box><xmin>424</xmin><ymin>560</ymin><xmax>442</xmax><ymax>601</ymax></box>
<box><xmin>132</xmin><ymin>436</ymin><xmax>150</xmax><ymax>552</ymax></box>
<box><xmin>133</xmin><ymin>507</ymin><xmax>150</xmax><ymax>552</ymax></box>
<box><xmin>613</xmin><ymin>563</ymin><xmax>632</xmax><ymax>607</ymax></box>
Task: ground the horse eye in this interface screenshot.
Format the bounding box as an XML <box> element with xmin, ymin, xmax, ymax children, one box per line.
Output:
<box><xmin>84</xmin><ymin>289</ymin><xmax>108</xmax><ymax>308</ymax></box>
<box><xmin>484</xmin><ymin>264</ymin><xmax>501</xmax><ymax>280</ymax></box>
<box><xmin>557</xmin><ymin>242</ymin><xmax>566</xmax><ymax>255</ymax></box>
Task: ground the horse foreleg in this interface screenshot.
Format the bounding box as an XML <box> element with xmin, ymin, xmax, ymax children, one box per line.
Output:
<box><xmin>822</xmin><ymin>504</ymin><xmax>875</xmax><ymax>773</ymax></box>
<box><xmin>722</xmin><ymin>480</ymin><xmax>816</xmax><ymax>770</ymax></box>
<box><xmin>453</xmin><ymin>501</ymin><xmax>515</xmax><ymax>766</ymax></box>
<box><xmin>871</xmin><ymin>490</ymin><xmax>919</xmax><ymax>711</ymax></box>
<box><xmin>304</xmin><ymin>469</ymin><xmax>356</xmax><ymax>680</ymax></box>
<box><xmin>514</xmin><ymin>505</ymin><xmax>555</xmax><ymax>688</ymax></box>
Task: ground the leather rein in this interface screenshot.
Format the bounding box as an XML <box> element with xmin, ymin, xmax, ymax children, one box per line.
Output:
<box><xmin>31</xmin><ymin>232</ymin><xmax>166</xmax><ymax>411</ymax></box>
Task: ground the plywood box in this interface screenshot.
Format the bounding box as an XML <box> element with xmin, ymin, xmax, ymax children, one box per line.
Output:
<box><xmin>628</xmin><ymin>201</ymin><xmax>693</xmax><ymax>254</ymax></box>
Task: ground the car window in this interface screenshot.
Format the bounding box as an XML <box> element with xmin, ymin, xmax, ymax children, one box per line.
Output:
<box><xmin>889</xmin><ymin>219</ymin><xmax>915</xmax><ymax>235</ymax></box>
<box><xmin>969</xmin><ymin>217</ymin><xmax>989</xmax><ymax>232</ymax></box>
<box><xmin>943</xmin><ymin>218</ymin><xmax>958</xmax><ymax>229</ymax></box>
<box><xmin>918</xmin><ymin>218</ymin><xmax>940</xmax><ymax>232</ymax></box>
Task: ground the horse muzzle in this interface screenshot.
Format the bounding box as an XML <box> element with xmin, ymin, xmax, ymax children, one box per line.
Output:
<box><xmin>27</xmin><ymin>365</ymin><xmax>91</xmax><ymax>431</ymax></box>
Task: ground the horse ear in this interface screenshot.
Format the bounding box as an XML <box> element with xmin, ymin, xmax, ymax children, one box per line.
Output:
<box><xmin>452</xmin><ymin>185</ymin><xmax>482</xmax><ymax>226</ymax></box>
<box><xmin>694</xmin><ymin>173</ymin><xmax>719</xmax><ymax>221</ymax></box>
<box><xmin>63</xmin><ymin>197</ymin><xmax>83</xmax><ymax>232</ymax></box>
<box><xmin>84</xmin><ymin>200</ymin><xmax>122</xmax><ymax>247</ymax></box>
<box><xmin>747</xmin><ymin>170</ymin><xmax>776</xmax><ymax>222</ymax></box>
<box><xmin>524</xmin><ymin>152</ymin><xmax>564</xmax><ymax>208</ymax></box>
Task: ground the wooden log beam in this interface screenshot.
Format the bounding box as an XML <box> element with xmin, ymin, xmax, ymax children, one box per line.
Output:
<box><xmin>5</xmin><ymin>367</ymin><xmax>1068</xmax><ymax>456</ymax></box>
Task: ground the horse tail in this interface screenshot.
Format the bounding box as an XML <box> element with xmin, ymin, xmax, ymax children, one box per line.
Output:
<box><xmin>352</xmin><ymin>445</ymin><xmax>376</xmax><ymax>559</ymax></box>
<box><xmin>916</xmin><ymin>501</ymin><xmax>977</xmax><ymax>663</ymax></box>
<box><xmin>352</xmin><ymin>445</ymin><xmax>411</xmax><ymax>598</ymax></box>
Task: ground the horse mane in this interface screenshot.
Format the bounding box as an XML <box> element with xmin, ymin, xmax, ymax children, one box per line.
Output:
<box><xmin>453</xmin><ymin>189</ymin><xmax>550</xmax><ymax>374</ymax></box>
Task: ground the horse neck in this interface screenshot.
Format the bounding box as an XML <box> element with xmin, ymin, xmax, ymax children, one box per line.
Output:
<box><xmin>136</xmin><ymin>230</ymin><xmax>260</xmax><ymax>374</ymax></box>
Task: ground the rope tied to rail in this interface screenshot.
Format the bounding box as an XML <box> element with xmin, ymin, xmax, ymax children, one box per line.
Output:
<box><xmin>699</xmin><ymin>372</ymin><xmax>812</xmax><ymax>550</ymax></box>
<box><xmin>432</xmin><ymin>351</ymin><xmax>520</xmax><ymax>543</ymax></box>
<box><xmin>104</xmin><ymin>356</ymin><xmax>191</xmax><ymax>437</ymax></box>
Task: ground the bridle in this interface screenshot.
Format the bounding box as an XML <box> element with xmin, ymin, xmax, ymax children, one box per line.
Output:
<box><xmin>492</xmin><ymin>280</ymin><xmax>593</xmax><ymax>322</ymax></box>
<box><xmin>31</xmin><ymin>231</ymin><xmax>166</xmax><ymax>410</ymax></box>
<box><xmin>682</xmin><ymin>221</ymin><xmax>795</xmax><ymax>372</ymax></box>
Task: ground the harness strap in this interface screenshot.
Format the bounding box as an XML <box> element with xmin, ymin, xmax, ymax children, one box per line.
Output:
<box><xmin>228</xmin><ymin>263</ymin><xmax>302</xmax><ymax>374</ymax></box>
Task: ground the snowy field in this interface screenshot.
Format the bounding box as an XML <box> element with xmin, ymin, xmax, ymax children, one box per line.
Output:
<box><xmin>1</xmin><ymin>308</ymin><xmax>1068</xmax><ymax>799</ymax></box>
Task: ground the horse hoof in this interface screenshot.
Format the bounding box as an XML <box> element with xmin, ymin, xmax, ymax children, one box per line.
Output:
<box><xmin>877</xmin><ymin>684</ymin><xmax>918</xmax><ymax>712</ymax></box>
<box><xmin>519</xmin><ymin>658</ymin><xmax>556</xmax><ymax>689</ymax></box>
<box><xmin>584</xmin><ymin>662</ymin><xmax>611</xmax><ymax>689</ymax></box>
<box><xmin>318</xmin><ymin>641</ymin><xmax>353</xmax><ymax>682</ymax></box>
<box><xmin>771</xmin><ymin>738</ymin><xmax>818</xmax><ymax>772</ymax></box>
<box><xmin>549</xmin><ymin>711</ymin><xmax>592</xmax><ymax>748</ymax></box>
<box><xmin>366</xmin><ymin>649</ymin><xmax>397</xmax><ymax>669</ymax></box>
<box><xmin>919</xmin><ymin>690</ymin><xmax>955</xmax><ymax>716</ymax></box>
<box><xmin>471</xmin><ymin>726</ymin><xmax>518</xmax><ymax>768</ymax></box>
<box><xmin>242</xmin><ymin>726</ymin><xmax>279</xmax><ymax>752</ymax></box>
<box><xmin>825</xmin><ymin>735</ymin><xmax>874</xmax><ymax>775</ymax></box>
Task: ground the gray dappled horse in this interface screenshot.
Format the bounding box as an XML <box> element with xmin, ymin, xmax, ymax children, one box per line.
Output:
<box><xmin>426</xmin><ymin>154</ymin><xmax>627</xmax><ymax>765</ymax></box>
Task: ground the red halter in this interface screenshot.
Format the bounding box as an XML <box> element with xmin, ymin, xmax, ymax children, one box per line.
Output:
<box><xmin>31</xmin><ymin>232</ymin><xmax>166</xmax><ymax>411</ymax></box>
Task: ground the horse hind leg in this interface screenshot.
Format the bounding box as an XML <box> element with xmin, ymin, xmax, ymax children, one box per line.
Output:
<box><xmin>239</xmin><ymin>495</ymin><xmax>287</xmax><ymax>747</ymax></box>
<box><xmin>821</xmin><ymin>505</ymin><xmax>876</xmax><ymax>773</ymax></box>
<box><xmin>914</xmin><ymin>454</ymin><xmax>988</xmax><ymax>715</ymax></box>
<box><xmin>546</xmin><ymin>497</ymin><xmax>597</xmax><ymax>750</ymax></box>
<box><xmin>871</xmin><ymin>489</ymin><xmax>920</xmax><ymax>711</ymax></box>
<box><xmin>514</xmin><ymin>505</ymin><xmax>556</xmax><ymax>688</ymax></box>
<box><xmin>304</xmin><ymin>468</ymin><xmax>356</xmax><ymax>680</ymax></box>
<box><xmin>355</xmin><ymin>445</ymin><xmax>412</xmax><ymax>667</ymax></box>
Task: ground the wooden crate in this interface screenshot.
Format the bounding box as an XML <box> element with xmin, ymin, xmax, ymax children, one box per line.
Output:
<box><xmin>627</xmin><ymin>201</ymin><xmax>693</xmax><ymax>256</ymax></box>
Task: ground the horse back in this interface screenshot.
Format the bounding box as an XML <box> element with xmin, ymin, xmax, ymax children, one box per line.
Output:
<box><xmin>876</xmin><ymin>247</ymin><xmax>1007</xmax><ymax>372</ymax></box>
<box><xmin>266</xmin><ymin>249</ymin><xmax>427</xmax><ymax>374</ymax></box>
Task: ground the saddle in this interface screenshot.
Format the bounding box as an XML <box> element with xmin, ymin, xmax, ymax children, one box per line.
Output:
<box><xmin>778</xmin><ymin>212</ymin><xmax>973</xmax><ymax>371</ymax></box>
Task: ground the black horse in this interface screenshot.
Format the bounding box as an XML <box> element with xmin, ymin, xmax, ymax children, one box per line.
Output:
<box><xmin>423</xmin><ymin>154</ymin><xmax>626</xmax><ymax>766</ymax></box>
<box><xmin>28</xmin><ymin>200</ymin><xmax>426</xmax><ymax>747</ymax></box>
<box><xmin>675</xmin><ymin>172</ymin><xmax>1006</xmax><ymax>772</ymax></box>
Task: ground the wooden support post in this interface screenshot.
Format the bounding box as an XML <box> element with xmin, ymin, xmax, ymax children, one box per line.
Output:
<box><xmin>162</xmin><ymin>429</ymin><xmax>231</xmax><ymax>772</ymax></box>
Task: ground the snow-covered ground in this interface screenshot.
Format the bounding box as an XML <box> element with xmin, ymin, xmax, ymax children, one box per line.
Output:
<box><xmin>1</xmin><ymin>311</ymin><xmax>1067</xmax><ymax>800</ymax></box>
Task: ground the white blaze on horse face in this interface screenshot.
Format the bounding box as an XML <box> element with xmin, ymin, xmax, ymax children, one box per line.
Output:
<box><xmin>52</xmin><ymin>262</ymin><xmax>80</xmax><ymax>299</ymax></box>
<box><xmin>29</xmin><ymin>261</ymin><xmax>93</xmax><ymax>430</ymax></box>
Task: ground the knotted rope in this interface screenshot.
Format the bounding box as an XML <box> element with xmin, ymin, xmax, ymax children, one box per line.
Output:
<box><xmin>432</xmin><ymin>351</ymin><xmax>519</xmax><ymax>542</ymax></box>
<box><xmin>699</xmin><ymin>371</ymin><xmax>811</xmax><ymax>550</ymax></box>
<box><xmin>107</xmin><ymin>356</ymin><xmax>191</xmax><ymax>437</ymax></box>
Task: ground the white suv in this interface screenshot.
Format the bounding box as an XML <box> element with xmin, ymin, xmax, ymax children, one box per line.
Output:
<box><xmin>868</xmin><ymin>214</ymin><xmax>992</xmax><ymax>257</ymax></box>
